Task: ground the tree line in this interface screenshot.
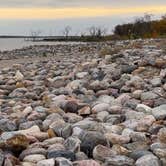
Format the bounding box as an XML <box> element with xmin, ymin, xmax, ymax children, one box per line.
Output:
<box><xmin>29</xmin><ymin>14</ymin><xmax>166</xmax><ymax>41</ymax></box>
<box><xmin>114</xmin><ymin>14</ymin><xmax>166</xmax><ymax>39</ymax></box>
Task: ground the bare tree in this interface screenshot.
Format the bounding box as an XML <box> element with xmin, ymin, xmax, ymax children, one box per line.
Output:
<box><xmin>162</xmin><ymin>14</ymin><xmax>166</xmax><ymax>20</ymax></box>
<box><xmin>134</xmin><ymin>16</ymin><xmax>144</xmax><ymax>24</ymax></box>
<box><xmin>80</xmin><ymin>31</ymin><xmax>86</xmax><ymax>37</ymax></box>
<box><xmin>30</xmin><ymin>30</ymin><xmax>42</xmax><ymax>41</ymax></box>
<box><xmin>88</xmin><ymin>26</ymin><xmax>107</xmax><ymax>38</ymax></box>
<box><xmin>144</xmin><ymin>13</ymin><xmax>153</xmax><ymax>22</ymax></box>
<box><xmin>96</xmin><ymin>27</ymin><xmax>108</xmax><ymax>37</ymax></box>
<box><xmin>88</xmin><ymin>26</ymin><xmax>97</xmax><ymax>37</ymax></box>
<box><xmin>62</xmin><ymin>26</ymin><xmax>72</xmax><ymax>38</ymax></box>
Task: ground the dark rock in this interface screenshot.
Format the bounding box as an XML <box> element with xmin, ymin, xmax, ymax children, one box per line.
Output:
<box><xmin>80</xmin><ymin>131</ymin><xmax>107</xmax><ymax>157</ymax></box>
<box><xmin>130</xmin><ymin>150</ymin><xmax>153</xmax><ymax>160</ymax></box>
<box><xmin>64</xmin><ymin>101</ymin><xmax>79</xmax><ymax>113</ymax></box>
<box><xmin>47</xmin><ymin>150</ymin><xmax>76</xmax><ymax>161</ymax></box>
<box><xmin>104</xmin><ymin>155</ymin><xmax>134</xmax><ymax>166</ymax></box>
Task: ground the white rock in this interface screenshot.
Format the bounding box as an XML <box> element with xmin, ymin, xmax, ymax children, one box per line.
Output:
<box><xmin>136</xmin><ymin>104</ymin><xmax>152</xmax><ymax>114</ymax></box>
<box><xmin>76</xmin><ymin>72</ymin><xmax>88</xmax><ymax>79</ymax></box>
<box><xmin>15</xmin><ymin>70</ymin><xmax>24</xmax><ymax>81</ymax></box>
<box><xmin>23</xmin><ymin>154</ymin><xmax>46</xmax><ymax>163</ymax></box>
<box><xmin>37</xmin><ymin>159</ymin><xmax>55</xmax><ymax>166</ymax></box>
<box><xmin>92</xmin><ymin>103</ymin><xmax>110</xmax><ymax>114</ymax></box>
<box><xmin>152</xmin><ymin>104</ymin><xmax>166</xmax><ymax>120</ymax></box>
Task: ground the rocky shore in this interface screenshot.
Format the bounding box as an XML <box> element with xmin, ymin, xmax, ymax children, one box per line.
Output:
<box><xmin>0</xmin><ymin>39</ymin><xmax>165</xmax><ymax>166</ymax></box>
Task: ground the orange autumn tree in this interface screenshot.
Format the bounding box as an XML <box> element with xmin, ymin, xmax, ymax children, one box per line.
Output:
<box><xmin>114</xmin><ymin>14</ymin><xmax>166</xmax><ymax>39</ymax></box>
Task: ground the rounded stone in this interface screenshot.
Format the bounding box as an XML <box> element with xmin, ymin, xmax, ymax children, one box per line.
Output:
<box><xmin>158</xmin><ymin>128</ymin><xmax>166</xmax><ymax>143</ymax></box>
<box><xmin>135</xmin><ymin>154</ymin><xmax>161</xmax><ymax>166</ymax></box>
<box><xmin>23</xmin><ymin>154</ymin><xmax>46</xmax><ymax>163</ymax></box>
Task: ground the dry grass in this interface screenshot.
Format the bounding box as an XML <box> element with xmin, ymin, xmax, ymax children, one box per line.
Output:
<box><xmin>99</xmin><ymin>47</ymin><xmax>122</xmax><ymax>57</ymax></box>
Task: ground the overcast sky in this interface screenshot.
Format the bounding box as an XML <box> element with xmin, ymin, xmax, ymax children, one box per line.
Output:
<box><xmin>0</xmin><ymin>0</ymin><xmax>165</xmax><ymax>35</ymax></box>
<box><xmin>0</xmin><ymin>0</ymin><xmax>166</xmax><ymax>8</ymax></box>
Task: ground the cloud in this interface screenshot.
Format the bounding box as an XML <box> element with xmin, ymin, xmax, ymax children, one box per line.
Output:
<box><xmin>0</xmin><ymin>6</ymin><xmax>166</xmax><ymax>19</ymax></box>
<box><xmin>0</xmin><ymin>0</ymin><xmax>165</xmax><ymax>8</ymax></box>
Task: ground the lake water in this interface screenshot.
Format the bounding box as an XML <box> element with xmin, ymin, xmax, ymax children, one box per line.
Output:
<box><xmin>0</xmin><ymin>38</ymin><xmax>83</xmax><ymax>51</ymax></box>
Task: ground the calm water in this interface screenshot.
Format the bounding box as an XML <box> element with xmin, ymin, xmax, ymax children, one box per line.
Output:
<box><xmin>0</xmin><ymin>38</ymin><xmax>83</xmax><ymax>51</ymax></box>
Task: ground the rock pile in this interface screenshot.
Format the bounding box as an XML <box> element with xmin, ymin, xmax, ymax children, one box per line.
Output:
<box><xmin>0</xmin><ymin>39</ymin><xmax>165</xmax><ymax>165</ymax></box>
